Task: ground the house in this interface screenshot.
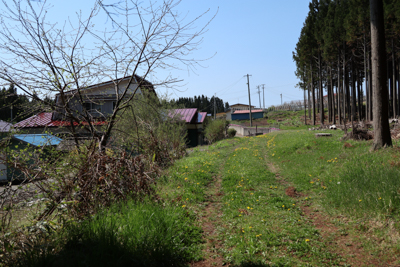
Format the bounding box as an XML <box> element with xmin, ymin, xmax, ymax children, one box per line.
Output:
<box><xmin>169</xmin><ymin>108</ymin><xmax>207</xmax><ymax>147</ymax></box>
<box><xmin>14</xmin><ymin>112</ymin><xmax>107</xmax><ymax>135</ymax></box>
<box><xmin>52</xmin><ymin>75</ymin><xmax>155</xmax><ymax>120</ymax></box>
<box><xmin>231</xmin><ymin>109</ymin><xmax>264</xmax><ymax>121</ymax></box>
<box><xmin>0</xmin><ymin>120</ymin><xmax>13</xmax><ymax>181</ymax></box>
<box><xmin>226</xmin><ymin>103</ymin><xmax>256</xmax><ymax>120</ymax></box>
<box><xmin>229</xmin><ymin>103</ymin><xmax>256</xmax><ymax>112</ymax></box>
<box><xmin>14</xmin><ymin>75</ymin><xmax>154</xmax><ymax>135</ymax></box>
<box><xmin>0</xmin><ymin>120</ymin><xmax>13</xmax><ymax>138</ymax></box>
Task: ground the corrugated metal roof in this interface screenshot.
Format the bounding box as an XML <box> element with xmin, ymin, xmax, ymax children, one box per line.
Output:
<box><xmin>14</xmin><ymin>112</ymin><xmax>107</xmax><ymax>128</ymax></box>
<box><xmin>233</xmin><ymin>109</ymin><xmax>263</xmax><ymax>114</ymax></box>
<box><xmin>14</xmin><ymin>112</ymin><xmax>53</xmax><ymax>128</ymax></box>
<box><xmin>13</xmin><ymin>134</ymin><xmax>62</xmax><ymax>147</ymax></box>
<box><xmin>197</xmin><ymin>112</ymin><xmax>207</xmax><ymax>123</ymax></box>
<box><xmin>169</xmin><ymin>108</ymin><xmax>197</xmax><ymax>123</ymax></box>
<box><xmin>0</xmin><ymin>120</ymin><xmax>12</xmax><ymax>132</ymax></box>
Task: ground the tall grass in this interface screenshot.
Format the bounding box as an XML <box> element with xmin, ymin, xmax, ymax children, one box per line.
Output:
<box><xmin>325</xmin><ymin>156</ymin><xmax>400</xmax><ymax>216</ymax></box>
<box><xmin>21</xmin><ymin>200</ymin><xmax>202</xmax><ymax>267</ymax></box>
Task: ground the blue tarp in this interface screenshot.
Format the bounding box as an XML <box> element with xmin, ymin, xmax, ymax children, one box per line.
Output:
<box><xmin>13</xmin><ymin>134</ymin><xmax>62</xmax><ymax>147</ymax></box>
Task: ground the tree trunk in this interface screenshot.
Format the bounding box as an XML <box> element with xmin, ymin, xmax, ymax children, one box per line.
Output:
<box><xmin>364</xmin><ymin>32</ymin><xmax>369</xmax><ymax>121</ymax></box>
<box><xmin>338</xmin><ymin>52</ymin><xmax>342</xmax><ymax>125</ymax></box>
<box><xmin>370</xmin><ymin>0</ymin><xmax>392</xmax><ymax>149</ymax></box>
<box><xmin>343</xmin><ymin>45</ymin><xmax>347</xmax><ymax>124</ymax></box>
<box><xmin>351</xmin><ymin>59</ymin><xmax>357</xmax><ymax>122</ymax></box>
<box><xmin>311</xmin><ymin>64</ymin><xmax>316</xmax><ymax>125</ymax></box>
<box><xmin>392</xmin><ymin>39</ymin><xmax>397</xmax><ymax>118</ymax></box>
<box><xmin>368</xmin><ymin>51</ymin><xmax>373</xmax><ymax>121</ymax></box>
<box><xmin>330</xmin><ymin>67</ymin><xmax>335</xmax><ymax>124</ymax></box>
<box><xmin>319</xmin><ymin>52</ymin><xmax>324</xmax><ymax>125</ymax></box>
<box><xmin>357</xmin><ymin>69</ymin><xmax>363</xmax><ymax>121</ymax></box>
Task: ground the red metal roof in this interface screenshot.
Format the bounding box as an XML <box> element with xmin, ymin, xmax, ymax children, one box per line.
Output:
<box><xmin>233</xmin><ymin>109</ymin><xmax>263</xmax><ymax>114</ymax></box>
<box><xmin>14</xmin><ymin>112</ymin><xmax>107</xmax><ymax>128</ymax></box>
<box><xmin>169</xmin><ymin>108</ymin><xmax>197</xmax><ymax>123</ymax></box>
<box><xmin>14</xmin><ymin>112</ymin><xmax>53</xmax><ymax>128</ymax></box>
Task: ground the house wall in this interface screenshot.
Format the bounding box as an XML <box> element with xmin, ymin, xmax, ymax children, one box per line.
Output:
<box><xmin>54</xmin><ymin>79</ymin><xmax>145</xmax><ymax>119</ymax></box>
<box><xmin>0</xmin><ymin>158</ymin><xmax>6</xmax><ymax>181</ymax></box>
<box><xmin>230</xmin><ymin>104</ymin><xmax>256</xmax><ymax>111</ymax></box>
<box><xmin>231</xmin><ymin>112</ymin><xmax>263</xmax><ymax>121</ymax></box>
<box><xmin>228</xmin><ymin>125</ymin><xmax>280</xmax><ymax>136</ymax></box>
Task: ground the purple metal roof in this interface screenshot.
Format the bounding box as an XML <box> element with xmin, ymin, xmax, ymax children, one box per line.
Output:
<box><xmin>0</xmin><ymin>120</ymin><xmax>12</xmax><ymax>132</ymax></box>
<box><xmin>169</xmin><ymin>108</ymin><xmax>197</xmax><ymax>123</ymax></box>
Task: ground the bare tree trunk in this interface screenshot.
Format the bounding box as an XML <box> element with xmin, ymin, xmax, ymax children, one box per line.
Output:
<box><xmin>370</xmin><ymin>0</ymin><xmax>392</xmax><ymax>149</ymax></box>
<box><xmin>357</xmin><ymin>69</ymin><xmax>362</xmax><ymax>121</ymax></box>
<box><xmin>368</xmin><ymin>51</ymin><xmax>373</xmax><ymax>121</ymax></box>
<box><xmin>397</xmin><ymin>60</ymin><xmax>400</xmax><ymax>117</ymax></box>
<box><xmin>330</xmin><ymin>67</ymin><xmax>335</xmax><ymax>124</ymax></box>
<box><xmin>311</xmin><ymin>64</ymin><xmax>316</xmax><ymax>125</ymax></box>
<box><xmin>392</xmin><ymin>39</ymin><xmax>397</xmax><ymax>118</ymax></box>
<box><xmin>308</xmin><ymin>82</ymin><xmax>311</xmax><ymax>119</ymax></box>
<box><xmin>351</xmin><ymin>60</ymin><xmax>357</xmax><ymax>122</ymax></box>
<box><xmin>338</xmin><ymin>52</ymin><xmax>342</xmax><ymax>125</ymax></box>
<box><xmin>364</xmin><ymin>31</ymin><xmax>369</xmax><ymax>122</ymax></box>
<box><xmin>319</xmin><ymin>52</ymin><xmax>324</xmax><ymax>125</ymax></box>
<box><xmin>304</xmin><ymin>86</ymin><xmax>307</xmax><ymax>125</ymax></box>
<box><xmin>343</xmin><ymin>45</ymin><xmax>347</xmax><ymax>124</ymax></box>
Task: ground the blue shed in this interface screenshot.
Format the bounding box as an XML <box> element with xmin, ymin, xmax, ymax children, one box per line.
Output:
<box><xmin>231</xmin><ymin>110</ymin><xmax>264</xmax><ymax>121</ymax></box>
<box><xmin>1</xmin><ymin>134</ymin><xmax>63</xmax><ymax>182</ymax></box>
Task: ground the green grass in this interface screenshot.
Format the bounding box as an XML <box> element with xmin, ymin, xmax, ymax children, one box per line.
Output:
<box><xmin>264</xmin><ymin>129</ymin><xmax>400</xmax><ymax>218</ymax></box>
<box><xmin>20</xmin><ymin>200</ymin><xmax>203</xmax><ymax>267</ymax></box>
<box><xmin>15</xmin><ymin>121</ymin><xmax>400</xmax><ymax>266</ymax></box>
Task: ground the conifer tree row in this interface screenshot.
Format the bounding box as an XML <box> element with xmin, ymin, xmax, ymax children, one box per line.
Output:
<box><xmin>293</xmin><ymin>0</ymin><xmax>400</xmax><ymax>125</ymax></box>
<box><xmin>173</xmin><ymin>95</ymin><xmax>229</xmax><ymax>114</ymax></box>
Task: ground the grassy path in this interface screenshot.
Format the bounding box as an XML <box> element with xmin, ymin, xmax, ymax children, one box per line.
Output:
<box><xmin>209</xmin><ymin>136</ymin><xmax>342</xmax><ymax>266</ymax></box>
<box><xmin>160</xmin><ymin>130</ymin><xmax>400</xmax><ymax>266</ymax></box>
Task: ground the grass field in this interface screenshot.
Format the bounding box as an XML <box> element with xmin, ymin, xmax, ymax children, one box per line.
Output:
<box><xmin>19</xmin><ymin>111</ymin><xmax>400</xmax><ymax>266</ymax></box>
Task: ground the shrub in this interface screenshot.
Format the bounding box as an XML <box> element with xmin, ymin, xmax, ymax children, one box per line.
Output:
<box><xmin>227</xmin><ymin>128</ymin><xmax>237</xmax><ymax>138</ymax></box>
<box><xmin>114</xmin><ymin>94</ymin><xmax>187</xmax><ymax>167</ymax></box>
<box><xmin>204</xmin><ymin>119</ymin><xmax>227</xmax><ymax>144</ymax></box>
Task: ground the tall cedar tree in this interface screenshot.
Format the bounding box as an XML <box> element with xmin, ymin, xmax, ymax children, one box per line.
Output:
<box><xmin>370</xmin><ymin>0</ymin><xmax>392</xmax><ymax>149</ymax></box>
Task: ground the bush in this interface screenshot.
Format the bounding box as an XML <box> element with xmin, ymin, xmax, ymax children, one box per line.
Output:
<box><xmin>114</xmin><ymin>94</ymin><xmax>187</xmax><ymax>167</ymax></box>
<box><xmin>204</xmin><ymin>119</ymin><xmax>227</xmax><ymax>144</ymax></box>
<box><xmin>227</xmin><ymin>128</ymin><xmax>237</xmax><ymax>138</ymax></box>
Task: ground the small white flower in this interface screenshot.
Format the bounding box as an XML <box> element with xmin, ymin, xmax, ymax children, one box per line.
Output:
<box><xmin>337</xmin><ymin>182</ymin><xmax>341</xmax><ymax>185</ymax></box>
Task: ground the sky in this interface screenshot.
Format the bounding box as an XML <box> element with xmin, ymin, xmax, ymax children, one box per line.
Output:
<box><xmin>1</xmin><ymin>0</ymin><xmax>311</xmax><ymax>109</ymax></box>
<box><xmin>165</xmin><ymin>1</ymin><xmax>311</xmax><ymax>108</ymax></box>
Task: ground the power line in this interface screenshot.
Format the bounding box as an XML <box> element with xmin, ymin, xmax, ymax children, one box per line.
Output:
<box><xmin>215</xmin><ymin>76</ymin><xmax>245</xmax><ymax>95</ymax></box>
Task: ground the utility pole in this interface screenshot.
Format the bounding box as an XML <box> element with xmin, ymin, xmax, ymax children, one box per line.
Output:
<box><xmin>246</xmin><ymin>74</ymin><xmax>253</xmax><ymax>127</ymax></box>
<box><xmin>280</xmin><ymin>94</ymin><xmax>282</xmax><ymax>105</ymax></box>
<box><xmin>214</xmin><ymin>93</ymin><xmax>216</xmax><ymax>119</ymax></box>
<box><xmin>257</xmin><ymin>85</ymin><xmax>261</xmax><ymax>109</ymax></box>
<box><xmin>261</xmin><ymin>84</ymin><xmax>265</xmax><ymax>110</ymax></box>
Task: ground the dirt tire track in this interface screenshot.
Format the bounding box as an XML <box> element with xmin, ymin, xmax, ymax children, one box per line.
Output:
<box><xmin>191</xmin><ymin>175</ymin><xmax>226</xmax><ymax>267</ymax></box>
<box><xmin>268</xmin><ymin>158</ymin><xmax>392</xmax><ymax>266</ymax></box>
